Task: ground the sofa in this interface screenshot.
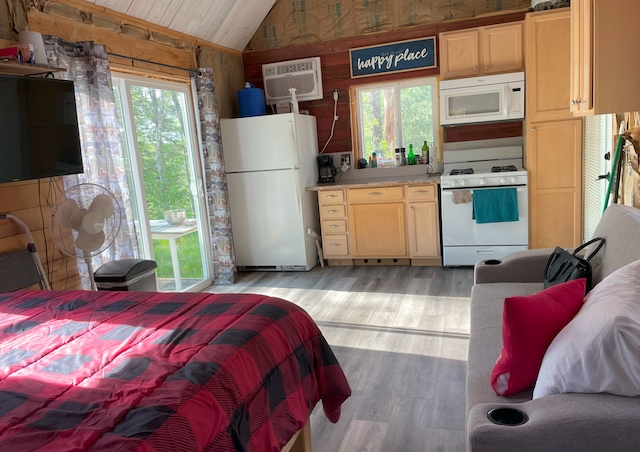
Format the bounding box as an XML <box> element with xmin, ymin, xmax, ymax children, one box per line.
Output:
<box><xmin>466</xmin><ymin>203</ymin><xmax>640</xmax><ymax>452</ymax></box>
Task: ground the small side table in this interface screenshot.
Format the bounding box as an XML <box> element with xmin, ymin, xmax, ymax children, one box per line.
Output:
<box><xmin>149</xmin><ymin>219</ymin><xmax>198</xmax><ymax>291</ymax></box>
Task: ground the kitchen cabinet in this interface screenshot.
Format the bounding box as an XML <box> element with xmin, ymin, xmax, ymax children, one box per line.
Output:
<box><xmin>314</xmin><ymin>181</ymin><xmax>441</xmax><ymax>264</ymax></box>
<box><xmin>406</xmin><ymin>184</ymin><xmax>441</xmax><ymax>263</ymax></box>
<box><xmin>527</xmin><ymin>119</ymin><xmax>583</xmax><ymax>249</ymax></box>
<box><xmin>525</xmin><ymin>9</ymin><xmax>572</xmax><ymax>122</ymax></box>
<box><xmin>525</xmin><ymin>9</ymin><xmax>583</xmax><ymax>249</ymax></box>
<box><xmin>348</xmin><ymin>187</ymin><xmax>407</xmax><ymax>258</ymax></box>
<box><xmin>439</xmin><ymin>22</ymin><xmax>523</xmax><ymax>80</ymax></box>
<box><xmin>570</xmin><ymin>0</ymin><xmax>640</xmax><ymax>115</ymax></box>
<box><xmin>318</xmin><ymin>189</ymin><xmax>350</xmax><ymax>258</ymax></box>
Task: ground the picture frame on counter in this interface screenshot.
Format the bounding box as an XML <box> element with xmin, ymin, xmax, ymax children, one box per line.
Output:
<box><xmin>349</xmin><ymin>37</ymin><xmax>437</xmax><ymax>79</ymax></box>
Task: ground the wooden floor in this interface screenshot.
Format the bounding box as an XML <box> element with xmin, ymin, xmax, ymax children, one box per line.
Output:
<box><xmin>206</xmin><ymin>264</ymin><xmax>474</xmax><ymax>452</ymax></box>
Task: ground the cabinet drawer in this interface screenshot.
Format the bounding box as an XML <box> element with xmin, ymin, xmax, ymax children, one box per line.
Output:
<box><xmin>320</xmin><ymin>204</ymin><xmax>346</xmax><ymax>218</ymax></box>
<box><xmin>318</xmin><ymin>190</ymin><xmax>345</xmax><ymax>205</ymax></box>
<box><xmin>322</xmin><ymin>235</ymin><xmax>349</xmax><ymax>256</ymax></box>
<box><xmin>407</xmin><ymin>185</ymin><xmax>436</xmax><ymax>201</ymax></box>
<box><xmin>348</xmin><ymin>186</ymin><xmax>404</xmax><ymax>203</ymax></box>
<box><xmin>322</xmin><ymin>219</ymin><xmax>347</xmax><ymax>233</ymax></box>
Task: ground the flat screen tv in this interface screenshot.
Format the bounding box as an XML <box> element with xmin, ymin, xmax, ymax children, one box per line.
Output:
<box><xmin>0</xmin><ymin>74</ymin><xmax>83</xmax><ymax>184</ymax></box>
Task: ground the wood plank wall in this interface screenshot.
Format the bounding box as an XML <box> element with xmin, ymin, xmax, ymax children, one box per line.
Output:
<box><xmin>242</xmin><ymin>11</ymin><xmax>527</xmax><ymax>156</ymax></box>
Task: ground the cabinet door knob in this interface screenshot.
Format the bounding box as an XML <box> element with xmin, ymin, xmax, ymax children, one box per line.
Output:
<box><xmin>325</xmin><ymin>194</ymin><xmax>338</xmax><ymax>198</ymax></box>
<box><xmin>327</xmin><ymin>209</ymin><xmax>339</xmax><ymax>213</ymax></box>
<box><xmin>473</xmin><ymin>66</ymin><xmax>478</xmax><ymax>71</ymax></box>
<box><xmin>484</xmin><ymin>65</ymin><xmax>489</xmax><ymax>69</ymax></box>
<box><xmin>531</xmin><ymin>127</ymin><xmax>536</xmax><ymax>132</ymax></box>
<box><xmin>369</xmin><ymin>192</ymin><xmax>383</xmax><ymax>196</ymax></box>
<box><xmin>330</xmin><ymin>243</ymin><xmax>342</xmax><ymax>247</ymax></box>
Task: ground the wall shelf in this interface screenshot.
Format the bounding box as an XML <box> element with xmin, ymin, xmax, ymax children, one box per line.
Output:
<box><xmin>0</xmin><ymin>59</ymin><xmax>63</xmax><ymax>76</ymax></box>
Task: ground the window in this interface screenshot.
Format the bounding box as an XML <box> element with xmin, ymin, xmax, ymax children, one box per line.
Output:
<box><xmin>354</xmin><ymin>77</ymin><xmax>438</xmax><ymax>165</ymax></box>
<box><xmin>112</xmin><ymin>74</ymin><xmax>212</xmax><ymax>292</ymax></box>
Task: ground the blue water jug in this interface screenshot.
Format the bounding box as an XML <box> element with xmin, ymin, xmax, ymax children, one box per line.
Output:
<box><xmin>238</xmin><ymin>82</ymin><xmax>266</xmax><ymax>117</ymax></box>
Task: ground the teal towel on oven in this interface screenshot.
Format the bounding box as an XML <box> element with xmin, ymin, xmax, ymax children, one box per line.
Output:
<box><xmin>472</xmin><ymin>188</ymin><xmax>519</xmax><ymax>224</ymax></box>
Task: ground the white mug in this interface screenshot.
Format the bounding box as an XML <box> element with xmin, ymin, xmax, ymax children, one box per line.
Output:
<box><xmin>19</xmin><ymin>31</ymin><xmax>47</xmax><ymax>65</ymax></box>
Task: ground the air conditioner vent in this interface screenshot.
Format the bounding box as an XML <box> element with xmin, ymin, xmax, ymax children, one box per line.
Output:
<box><xmin>262</xmin><ymin>57</ymin><xmax>323</xmax><ymax>105</ymax></box>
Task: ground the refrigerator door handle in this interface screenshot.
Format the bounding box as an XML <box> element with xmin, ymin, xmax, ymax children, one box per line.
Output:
<box><xmin>289</xmin><ymin>120</ymin><xmax>299</xmax><ymax>168</ymax></box>
<box><xmin>294</xmin><ymin>174</ymin><xmax>302</xmax><ymax>214</ymax></box>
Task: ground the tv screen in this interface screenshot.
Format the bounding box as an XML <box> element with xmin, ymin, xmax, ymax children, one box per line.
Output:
<box><xmin>0</xmin><ymin>74</ymin><xmax>83</xmax><ymax>184</ymax></box>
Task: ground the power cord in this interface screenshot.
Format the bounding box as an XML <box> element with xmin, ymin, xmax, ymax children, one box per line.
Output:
<box><xmin>320</xmin><ymin>89</ymin><xmax>339</xmax><ymax>154</ymax></box>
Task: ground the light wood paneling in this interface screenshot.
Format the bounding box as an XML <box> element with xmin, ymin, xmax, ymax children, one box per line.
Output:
<box><xmin>27</xmin><ymin>9</ymin><xmax>197</xmax><ymax>70</ymax></box>
<box><xmin>0</xmin><ymin>179</ymin><xmax>80</xmax><ymax>290</ymax></box>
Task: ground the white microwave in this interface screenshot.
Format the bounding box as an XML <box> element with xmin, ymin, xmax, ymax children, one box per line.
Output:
<box><xmin>439</xmin><ymin>72</ymin><xmax>525</xmax><ymax>125</ymax></box>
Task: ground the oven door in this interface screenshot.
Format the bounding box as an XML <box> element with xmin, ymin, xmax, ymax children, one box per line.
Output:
<box><xmin>441</xmin><ymin>185</ymin><xmax>529</xmax><ymax>247</ymax></box>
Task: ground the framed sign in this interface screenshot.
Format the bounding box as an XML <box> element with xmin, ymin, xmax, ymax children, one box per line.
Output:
<box><xmin>349</xmin><ymin>37</ymin><xmax>437</xmax><ymax>79</ymax></box>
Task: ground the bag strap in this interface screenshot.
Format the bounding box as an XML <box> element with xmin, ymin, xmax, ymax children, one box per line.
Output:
<box><xmin>573</xmin><ymin>237</ymin><xmax>605</xmax><ymax>261</ymax></box>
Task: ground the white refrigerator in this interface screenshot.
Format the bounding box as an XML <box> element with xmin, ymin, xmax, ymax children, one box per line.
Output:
<box><xmin>220</xmin><ymin>113</ymin><xmax>320</xmax><ymax>271</ymax></box>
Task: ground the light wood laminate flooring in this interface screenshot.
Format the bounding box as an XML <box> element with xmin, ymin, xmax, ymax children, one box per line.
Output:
<box><xmin>205</xmin><ymin>265</ymin><xmax>474</xmax><ymax>452</ymax></box>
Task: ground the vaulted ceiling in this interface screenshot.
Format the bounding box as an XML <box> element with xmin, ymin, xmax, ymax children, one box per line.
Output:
<box><xmin>86</xmin><ymin>0</ymin><xmax>277</xmax><ymax>51</ymax></box>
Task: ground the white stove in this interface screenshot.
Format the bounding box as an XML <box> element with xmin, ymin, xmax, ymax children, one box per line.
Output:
<box><xmin>440</xmin><ymin>140</ymin><xmax>529</xmax><ymax>266</ymax></box>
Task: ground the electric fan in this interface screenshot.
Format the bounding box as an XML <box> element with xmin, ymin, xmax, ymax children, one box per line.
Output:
<box><xmin>49</xmin><ymin>183</ymin><xmax>122</xmax><ymax>290</ymax></box>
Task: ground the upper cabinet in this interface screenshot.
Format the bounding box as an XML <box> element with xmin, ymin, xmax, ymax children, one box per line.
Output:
<box><xmin>525</xmin><ymin>9</ymin><xmax>572</xmax><ymax>122</ymax></box>
<box><xmin>439</xmin><ymin>22</ymin><xmax>523</xmax><ymax>80</ymax></box>
<box><xmin>570</xmin><ymin>0</ymin><xmax>640</xmax><ymax>115</ymax></box>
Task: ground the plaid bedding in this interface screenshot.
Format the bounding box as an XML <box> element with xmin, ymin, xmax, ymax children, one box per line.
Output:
<box><xmin>0</xmin><ymin>290</ymin><xmax>351</xmax><ymax>451</ymax></box>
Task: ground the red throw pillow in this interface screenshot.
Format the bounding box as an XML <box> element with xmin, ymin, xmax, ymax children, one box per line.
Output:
<box><xmin>491</xmin><ymin>278</ymin><xmax>587</xmax><ymax>396</ymax></box>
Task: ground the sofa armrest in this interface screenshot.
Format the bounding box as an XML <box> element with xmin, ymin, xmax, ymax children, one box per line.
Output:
<box><xmin>467</xmin><ymin>393</ymin><xmax>640</xmax><ymax>452</ymax></box>
<box><xmin>474</xmin><ymin>249</ymin><xmax>553</xmax><ymax>284</ymax></box>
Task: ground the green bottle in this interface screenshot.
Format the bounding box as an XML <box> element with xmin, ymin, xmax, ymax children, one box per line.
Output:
<box><xmin>422</xmin><ymin>140</ymin><xmax>430</xmax><ymax>163</ymax></box>
<box><xmin>408</xmin><ymin>144</ymin><xmax>416</xmax><ymax>165</ymax></box>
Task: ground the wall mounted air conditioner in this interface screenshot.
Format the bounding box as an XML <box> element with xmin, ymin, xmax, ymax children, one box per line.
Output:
<box><xmin>262</xmin><ymin>57</ymin><xmax>323</xmax><ymax>105</ymax></box>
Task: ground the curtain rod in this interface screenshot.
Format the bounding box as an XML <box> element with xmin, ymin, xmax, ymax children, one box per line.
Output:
<box><xmin>107</xmin><ymin>52</ymin><xmax>201</xmax><ymax>76</ymax></box>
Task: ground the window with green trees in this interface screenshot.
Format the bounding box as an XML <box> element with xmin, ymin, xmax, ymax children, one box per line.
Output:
<box><xmin>355</xmin><ymin>77</ymin><xmax>438</xmax><ymax>165</ymax></box>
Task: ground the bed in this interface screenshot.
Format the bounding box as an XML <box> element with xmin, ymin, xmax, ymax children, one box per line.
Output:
<box><xmin>0</xmin><ymin>289</ymin><xmax>351</xmax><ymax>451</ymax></box>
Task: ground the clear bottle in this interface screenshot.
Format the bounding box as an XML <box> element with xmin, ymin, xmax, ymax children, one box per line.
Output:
<box><xmin>421</xmin><ymin>140</ymin><xmax>430</xmax><ymax>163</ymax></box>
<box><xmin>408</xmin><ymin>144</ymin><xmax>416</xmax><ymax>165</ymax></box>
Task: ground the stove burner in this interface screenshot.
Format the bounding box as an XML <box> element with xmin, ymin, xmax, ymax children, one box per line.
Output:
<box><xmin>491</xmin><ymin>165</ymin><xmax>518</xmax><ymax>173</ymax></box>
<box><xmin>450</xmin><ymin>168</ymin><xmax>474</xmax><ymax>175</ymax></box>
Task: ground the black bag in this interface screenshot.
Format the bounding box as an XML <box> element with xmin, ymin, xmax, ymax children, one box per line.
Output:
<box><xmin>543</xmin><ymin>237</ymin><xmax>606</xmax><ymax>292</ymax></box>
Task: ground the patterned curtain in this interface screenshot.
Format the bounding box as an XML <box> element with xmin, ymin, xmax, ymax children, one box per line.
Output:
<box><xmin>191</xmin><ymin>68</ymin><xmax>236</xmax><ymax>284</ymax></box>
<box><xmin>44</xmin><ymin>37</ymin><xmax>138</xmax><ymax>288</ymax></box>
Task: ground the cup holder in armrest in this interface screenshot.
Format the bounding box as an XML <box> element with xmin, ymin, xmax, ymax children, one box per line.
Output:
<box><xmin>483</xmin><ymin>259</ymin><xmax>502</xmax><ymax>266</ymax></box>
<box><xmin>487</xmin><ymin>407</ymin><xmax>529</xmax><ymax>426</ymax></box>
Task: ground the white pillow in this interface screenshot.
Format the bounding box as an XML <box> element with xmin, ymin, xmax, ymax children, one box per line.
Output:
<box><xmin>533</xmin><ymin>258</ymin><xmax>640</xmax><ymax>399</ymax></box>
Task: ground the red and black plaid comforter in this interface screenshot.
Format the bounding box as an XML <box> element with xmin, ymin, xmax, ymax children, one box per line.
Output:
<box><xmin>0</xmin><ymin>290</ymin><xmax>351</xmax><ymax>451</ymax></box>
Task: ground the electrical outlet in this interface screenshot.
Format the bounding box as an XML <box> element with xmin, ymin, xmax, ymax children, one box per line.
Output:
<box><xmin>341</xmin><ymin>153</ymin><xmax>351</xmax><ymax>167</ymax></box>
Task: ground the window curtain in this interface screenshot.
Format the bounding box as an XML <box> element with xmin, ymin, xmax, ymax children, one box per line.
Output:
<box><xmin>191</xmin><ymin>68</ymin><xmax>236</xmax><ymax>284</ymax></box>
<box><xmin>43</xmin><ymin>37</ymin><xmax>138</xmax><ymax>289</ymax></box>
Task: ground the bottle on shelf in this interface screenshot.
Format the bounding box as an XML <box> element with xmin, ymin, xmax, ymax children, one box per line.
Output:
<box><xmin>400</xmin><ymin>147</ymin><xmax>406</xmax><ymax>166</ymax></box>
<box><xmin>395</xmin><ymin>148</ymin><xmax>401</xmax><ymax>166</ymax></box>
<box><xmin>371</xmin><ymin>152</ymin><xmax>377</xmax><ymax>168</ymax></box>
<box><xmin>377</xmin><ymin>153</ymin><xmax>384</xmax><ymax>168</ymax></box>
<box><xmin>421</xmin><ymin>140</ymin><xmax>430</xmax><ymax>164</ymax></box>
<box><xmin>408</xmin><ymin>144</ymin><xmax>416</xmax><ymax>165</ymax></box>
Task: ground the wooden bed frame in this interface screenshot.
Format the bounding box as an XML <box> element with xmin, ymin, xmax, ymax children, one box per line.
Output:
<box><xmin>282</xmin><ymin>419</ymin><xmax>312</xmax><ymax>452</ymax></box>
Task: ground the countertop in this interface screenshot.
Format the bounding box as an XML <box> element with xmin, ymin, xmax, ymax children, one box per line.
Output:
<box><xmin>306</xmin><ymin>173</ymin><xmax>441</xmax><ymax>191</ymax></box>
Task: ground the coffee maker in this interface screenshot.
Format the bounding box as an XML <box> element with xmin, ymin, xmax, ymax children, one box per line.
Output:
<box><xmin>317</xmin><ymin>155</ymin><xmax>337</xmax><ymax>183</ymax></box>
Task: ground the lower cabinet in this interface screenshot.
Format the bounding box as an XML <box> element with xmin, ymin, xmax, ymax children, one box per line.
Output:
<box><xmin>318</xmin><ymin>189</ymin><xmax>349</xmax><ymax>259</ymax></box>
<box><xmin>316</xmin><ymin>182</ymin><xmax>441</xmax><ymax>265</ymax></box>
<box><xmin>349</xmin><ymin>202</ymin><xmax>407</xmax><ymax>257</ymax></box>
<box><xmin>406</xmin><ymin>184</ymin><xmax>440</xmax><ymax>260</ymax></box>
